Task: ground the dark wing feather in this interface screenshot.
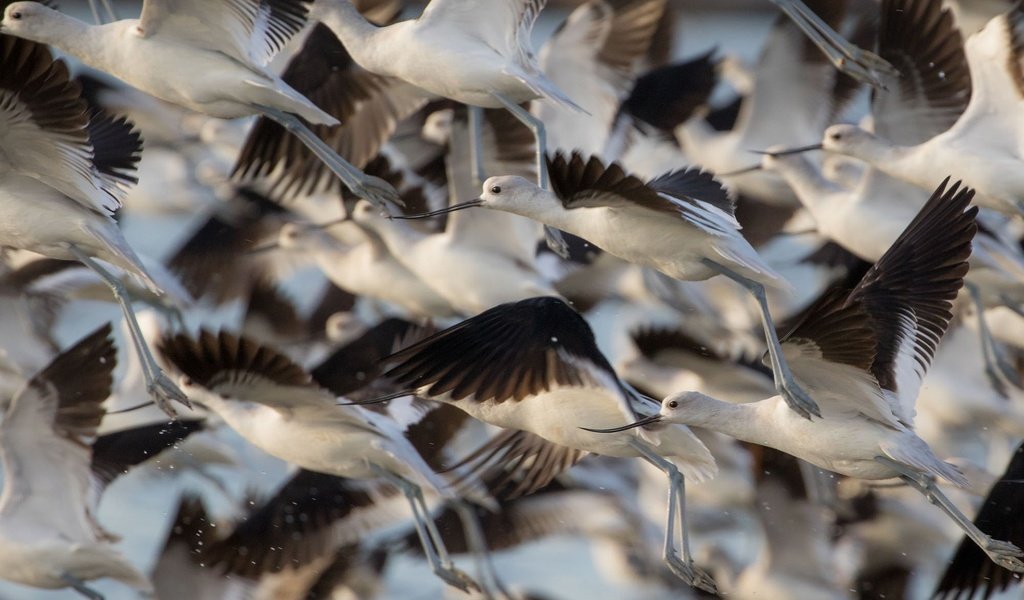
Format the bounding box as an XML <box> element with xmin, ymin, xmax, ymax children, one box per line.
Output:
<box><xmin>618</xmin><ymin>50</ymin><xmax>717</xmax><ymax>133</ymax></box>
<box><xmin>383</xmin><ymin>296</ymin><xmax>618</xmax><ymax>404</ymax></box>
<box><xmin>158</xmin><ymin>329</ymin><xmax>312</xmax><ymax>390</ymax></box>
<box><xmin>90</xmin><ymin>420</ymin><xmax>205</xmax><ymax>490</ymax></box>
<box><xmin>85</xmin><ymin>111</ymin><xmax>142</xmax><ymax>190</ymax></box>
<box><xmin>446</xmin><ymin>429</ymin><xmax>585</xmax><ymax>500</ymax></box>
<box><xmin>647</xmin><ymin>166</ymin><xmax>734</xmax><ymax>217</ymax></box>
<box><xmin>0</xmin><ymin>34</ymin><xmax>87</xmax><ymax>143</ymax></box>
<box><xmin>203</xmin><ymin>470</ymin><xmax>379</xmax><ymax>578</ymax></box>
<box><xmin>631</xmin><ymin>325</ymin><xmax>771</xmax><ymax>378</ymax></box>
<box><xmin>874</xmin><ymin>0</ymin><xmax>971</xmax><ymax>143</ymax></box>
<box><xmin>547</xmin><ymin>151</ymin><xmax>674</xmax><ymax>215</ymax></box>
<box><xmin>783</xmin><ymin>179</ymin><xmax>976</xmax><ymax>398</ymax></box>
<box><xmin>548</xmin><ymin>151</ymin><xmax>733</xmax><ymax>222</ymax></box>
<box><xmin>311</xmin><ymin>318</ymin><xmax>421</xmax><ymax>396</ymax></box>
<box><xmin>233</xmin><ymin>23</ymin><xmax>426</xmax><ymax>201</ymax></box>
<box><xmin>36</xmin><ymin>323</ymin><xmax>115</xmax><ymax>443</ymax></box>
<box><xmin>849</xmin><ymin>179</ymin><xmax>975</xmax><ymax>394</ymax></box>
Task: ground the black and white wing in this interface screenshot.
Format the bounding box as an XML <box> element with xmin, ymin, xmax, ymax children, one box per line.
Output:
<box><xmin>781</xmin><ymin>178</ymin><xmax>977</xmax><ymax>426</ymax></box>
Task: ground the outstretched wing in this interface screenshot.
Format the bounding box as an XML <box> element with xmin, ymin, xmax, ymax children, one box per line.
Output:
<box><xmin>138</xmin><ymin>0</ymin><xmax>310</xmax><ymax>66</ymax></box>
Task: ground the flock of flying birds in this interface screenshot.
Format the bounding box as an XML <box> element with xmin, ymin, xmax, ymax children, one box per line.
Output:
<box><xmin>3</xmin><ymin>0</ymin><xmax>1024</xmax><ymax>598</ymax></box>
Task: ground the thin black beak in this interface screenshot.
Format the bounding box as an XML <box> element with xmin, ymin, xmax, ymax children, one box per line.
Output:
<box><xmin>337</xmin><ymin>390</ymin><xmax>411</xmax><ymax>406</ymax></box>
<box><xmin>719</xmin><ymin>164</ymin><xmax>763</xmax><ymax>177</ymax></box>
<box><xmin>751</xmin><ymin>143</ymin><xmax>823</xmax><ymax>157</ymax></box>
<box><xmin>107</xmin><ymin>400</ymin><xmax>157</xmax><ymax>414</ymax></box>
<box><xmin>580</xmin><ymin>413</ymin><xmax>663</xmax><ymax>433</ymax></box>
<box><xmin>391</xmin><ymin>199</ymin><xmax>483</xmax><ymax>220</ymax></box>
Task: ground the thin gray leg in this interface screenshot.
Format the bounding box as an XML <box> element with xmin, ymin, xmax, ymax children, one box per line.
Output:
<box><xmin>631</xmin><ymin>440</ymin><xmax>718</xmax><ymax>594</ymax></box>
<box><xmin>798</xmin><ymin>459</ymin><xmax>837</xmax><ymax>508</ymax></box>
<box><xmin>703</xmin><ymin>259</ymin><xmax>821</xmax><ymax>419</ymax></box>
<box><xmin>967</xmin><ymin>283</ymin><xmax>1022</xmax><ymax>391</ymax></box>
<box><xmin>489</xmin><ymin>92</ymin><xmax>548</xmax><ymax>190</ymax></box>
<box><xmin>769</xmin><ymin>0</ymin><xmax>897</xmax><ymax>88</ymax></box>
<box><xmin>452</xmin><ymin>500</ymin><xmax>512</xmax><ymax>600</ymax></box>
<box><xmin>371</xmin><ymin>466</ymin><xmax>479</xmax><ymax>592</ymax></box>
<box><xmin>468</xmin><ymin>106</ymin><xmax>487</xmax><ymax>187</ymax></box>
<box><xmin>256</xmin><ymin>105</ymin><xmax>402</xmax><ymax>211</ymax></box>
<box><xmin>875</xmin><ymin>456</ymin><xmax>1024</xmax><ymax>573</ymax></box>
<box><xmin>61</xmin><ymin>573</ymin><xmax>105</xmax><ymax>600</ymax></box>
<box><xmin>488</xmin><ymin>93</ymin><xmax>572</xmax><ymax>258</ymax></box>
<box><xmin>68</xmin><ymin>245</ymin><xmax>188</xmax><ymax>418</ymax></box>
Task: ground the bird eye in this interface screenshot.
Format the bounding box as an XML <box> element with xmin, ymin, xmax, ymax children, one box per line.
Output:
<box><xmin>490</xmin><ymin>185</ymin><xmax>501</xmax><ymax>194</ymax></box>
<box><xmin>10</xmin><ymin>11</ymin><xmax>21</xmax><ymax>19</ymax></box>
<box><xmin>830</xmin><ymin>132</ymin><xmax>842</xmax><ymax>141</ymax></box>
<box><xmin>181</xmin><ymin>376</ymin><xmax>193</xmax><ymax>387</ymax></box>
<box><xmin>668</xmin><ymin>400</ymin><xmax>678</xmax><ymax>409</ymax></box>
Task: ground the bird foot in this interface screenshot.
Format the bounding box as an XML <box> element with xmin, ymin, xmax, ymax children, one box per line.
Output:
<box><xmin>435</xmin><ymin>566</ymin><xmax>480</xmax><ymax>594</ymax></box>
<box><xmin>778</xmin><ymin>378</ymin><xmax>821</xmax><ymax>420</ymax></box>
<box><xmin>351</xmin><ymin>175</ymin><xmax>404</xmax><ymax>211</ymax></box>
<box><xmin>146</xmin><ymin>371</ymin><xmax>190</xmax><ymax>418</ymax></box>
<box><xmin>666</xmin><ymin>556</ymin><xmax>718</xmax><ymax>594</ymax></box>
<box><xmin>985</xmin><ymin>538</ymin><xmax>1024</xmax><ymax>572</ymax></box>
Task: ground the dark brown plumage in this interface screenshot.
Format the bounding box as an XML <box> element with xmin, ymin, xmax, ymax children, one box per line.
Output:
<box><xmin>383</xmin><ymin>296</ymin><xmax>623</xmax><ymax>404</ymax></box>
<box><xmin>782</xmin><ymin>177</ymin><xmax>977</xmax><ymax>397</ymax></box>
<box><xmin>159</xmin><ymin>329</ymin><xmax>312</xmax><ymax>391</ymax></box>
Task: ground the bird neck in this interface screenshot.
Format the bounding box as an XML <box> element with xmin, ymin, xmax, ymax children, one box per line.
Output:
<box><xmin>676</xmin><ymin>393</ymin><xmax>778</xmax><ymax>449</ymax></box>
<box><xmin>770</xmin><ymin>158</ymin><xmax>840</xmax><ymax>214</ymax></box>
<box><xmin>17</xmin><ymin>13</ymin><xmax>105</xmax><ymax>67</ymax></box>
<box><xmin>316</xmin><ymin>0</ymin><xmax>381</xmax><ymax>66</ymax></box>
<box><xmin>496</xmin><ymin>193</ymin><xmax>572</xmax><ymax>232</ymax></box>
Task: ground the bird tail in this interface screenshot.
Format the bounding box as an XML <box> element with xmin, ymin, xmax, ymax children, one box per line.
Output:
<box><xmin>382</xmin><ymin>438</ymin><xmax>496</xmax><ymax>510</ymax></box>
<box><xmin>88</xmin><ymin>224</ymin><xmax>166</xmax><ymax>296</ymax></box>
<box><xmin>509</xmin><ymin>66</ymin><xmax>589</xmax><ymax>114</ymax></box>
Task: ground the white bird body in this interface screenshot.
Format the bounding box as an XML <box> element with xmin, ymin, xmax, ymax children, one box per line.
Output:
<box><xmin>816</xmin><ymin>6</ymin><xmax>1024</xmax><ymax>215</ymax></box>
<box><xmin>0</xmin><ymin>175</ymin><xmax>158</xmax><ymax>292</ymax></box>
<box><xmin>317</xmin><ymin>0</ymin><xmax>576</xmax><ymax>110</ymax></box>
<box><xmin>162</xmin><ymin>330</ymin><xmax>458</xmax><ymax>499</ymax></box>
<box><xmin>354</xmin><ymin>203</ymin><xmax>558</xmax><ymax>315</ymax></box>
<box><xmin>0</xmin><ymin>326</ymin><xmax>155</xmax><ymax>595</ymax></box>
<box><xmin>278</xmin><ymin>223</ymin><xmax>457</xmax><ymax>318</ymax></box>
<box><xmin>488</xmin><ymin>190</ymin><xmax>780</xmax><ymax>287</ymax></box>
<box><xmin>437</xmin><ymin>387</ymin><xmax>710</xmax><ymax>476</ymax></box>
<box><xmin>188</xmin><ymin>389</ymin><xmax>412</xmax><ymax>482</ymax></box>
<box><xmin>0</xmin><ymin>542</ymin><xmax>149</xmax><ymax>592</ymax></box>
<box><xmin>827</xmin><ymin>126</ymin><xmax>1024</xmax><ymax>215</ymax></box>
<box><xmin>0</xmin><ymin>4</ymin><xmax>338</xmax><ymax>124</ymax></box>
<box><xmin>667</xmin><ymin>393</ymin><xmax>948</xmax><ymax>482</ymax></box>
<box><xmin>764</xmin><ymin>153</ymin><xmax>925</xmax><ymax>262</ymax></box>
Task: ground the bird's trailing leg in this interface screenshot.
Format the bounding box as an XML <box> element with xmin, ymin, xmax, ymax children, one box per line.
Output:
<box><xmin>371</xmin><ymin>466</ymin><xmax>479</xmax><ymax>592</ymax></box>
<box><xmin>88</xmin><ymin>0</ymin><xmax>119</xmax><ymax>24</ymax></box>
<box><xmin>256</xmin><ymin>105</ymin><xmax>403</xmax><ymax>211</ymax></box>
<box><xmin>68</xmin><ymin>245</ymin><xmax>189</xmax><ymax>418</ymax></box>
<box><xmin>61</xmin><ymin>573</ymin><xmax>105</xmax><ymax>600</ymax></box>
<box><xmin>490</xmin><ymin>92</ymin><xmax>547</xmax><ymax>190</ymax></box>
<box><xmin>452</xmin><ymin>500</ymin><xmax>513</xmax><ymax>599</ymax></box>
<box><xmin>468</xmin><ymin>105</ymin><xmax>487</xmax><ymax>187</ymax></box>
<box><xmin>632</xmin><ymin>440</ymin><xmax>718</xmax><ymax>594</ymax></box>
<box><xmin>799</xmin><ymin>459</ymin><xmax>838</xmax><ymax>509</ymax></box>
<box><xmin>703</xmin><ymin>259</ymin><xmax>821</xmax><ymax>420</ymax></box>
<box><xmin>489</xmin><ymin>93</ymin><xmax>571</xmax><ymax>258</ymax></box>
<box><xmin>769</xmin><ymin>0</ymin><xmax>897</xmax><ymax>88</ymax></box>
<box><xmin>875</xmin><ymin>456</ymin><xmax>1024</xmax><ymax>573</ymax></box>
<box><xmin>966</xmin><ymin>283</ymin><xmax>1023</xmax><ymax>391</ymax></box>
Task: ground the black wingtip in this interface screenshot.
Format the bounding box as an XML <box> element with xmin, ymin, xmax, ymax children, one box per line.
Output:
<box><xmin>37</xmin><ymin>322</ymin><xmax>116</xmax><ymax>440</ymax></box>
<box><xmin>158</xmin><ymin>329</ymin><xmax>312</xmax><ymax>390</ymax></box>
